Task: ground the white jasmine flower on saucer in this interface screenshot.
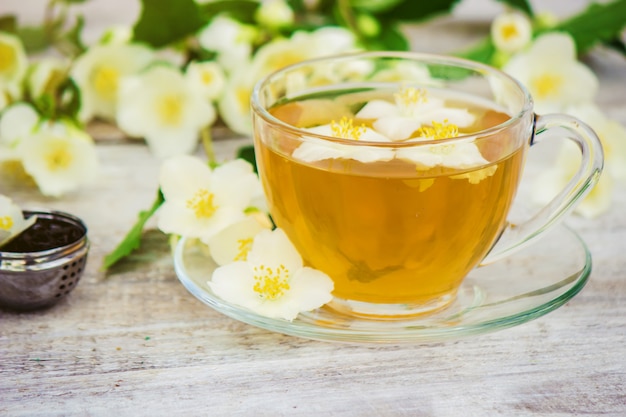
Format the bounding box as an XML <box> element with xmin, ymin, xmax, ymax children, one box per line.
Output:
<box><xmin>255</xmin><ymin>0</ymin><xmax>295</xmax><ymax>30</ymax></box>
<box><xmin>185</xmin><ymin>61</ymin><xmax>226</xmax><ymax>102</ymax></box>
<box><xmin>0</xmin><ymin>195</ymin><xmax>37</xmax><ymax>247</ymax></box>
<box><xmin>17</xmin><ymin>121</ymin><xmax>99</xmax><ymax>197</ymax></box>
<box><xmin>491</xmin><ymin>11</ymin><xmax>532</xmax><ymax>54</ymax></box>
<box><xmin>70</xmin><ymin>43</ymin><xmax>154</xmax><ymax>122</ymax></box>
<box><xmin>207</xmin><ymin>214</ymin><xmax>273</xmax><ymax>266</ymax></box>
<box><xmin>158</xmin><ymin>156</ymin><xmax>262</xmax><ymax>241</ymax></box>
<box><xmin>209</xmin><ymin>228</ymin><xmax>334</xmax><ymax>321</ymax></box>
<box><xmin>0</xmin><ymin>32</ymin><xmax>28</xmax><ymax>100</ymax></box>
<box><xmin>198</xmin><ymin>15</ymin><xmax>254</xmax><ymax>73</ymax></box>
<box><xmin>503</xmin><ymin>33</ymin><xmax>598</xmax><ymax>114</ymax></box>
<box><xmin>356</xmin><ymin>86</ymin><xmax>475</xmax><ymax>141</ymax></box>
<box><xmin>0</xmin><ymin>102</ymin><xmax>39</xmax><ymax>148</ymax></box>
<box><xmin>117</xmin><ymin>65</ymin><xmax>216</xmax><ymax>158</ymax></box>
<box><xmin>293</xmin><ymin>116</ymin><xmax>395</xmax><ymax>163</ymax></box>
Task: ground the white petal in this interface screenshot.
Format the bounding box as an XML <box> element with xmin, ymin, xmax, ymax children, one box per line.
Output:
<box><xmin>211</xmin><ymin>159</ymin><xmax>261</xmax><ymax>210</ymax></box>
<box><xmin>373</xmin><ymin>116</ymin><xmax>422</xmax><ymax>141</ymax></box>
<box><xmin>0</xmin><ymin>195</ymin><xmax>37</xmax><ymax>246</ymax></box>
<box><xmin>208</xmin><ymin>215</ymin><xmax>271</xmax><ymax>265</ymax></box>
<box><xmin>421</xmin><ymin>108</ymin><xmax>476</xmax><ymax>128</ymax></box>
<box><xmin>574</xmin><ymin>172</ymin><xmax>613</xmax><ymax>218</ymax></box>
<box><xmin>347</xmin><ymin>146</ymin><xmax>395</xmax><ymax>163</ymax></box>
<box><xmin>530</xmin><ymin>33</ymin><xmax>577</xmax><ymax>63</ymax></box>
<box><xmin>247</xmin><ymin>229</ymin><xmax>302</xmax><ymax>272</ymax></box>
<box><xmin>209</xmin><ymin>262</ymin><xmax>262</xmax><ymax>309</ymax></box>
<box><xmin>288</xmin><ymin>267</ymin><xmax>334</xmax><ymax>311</ymax></box>
<box><xmin>356</xmin><ymin>100</ymin><xmax>399</xmax><ymax>119</ymax></box>
<box><xmin>71</xmin><ymin>43</ymin><xmax>154</xmax><ymax>122</ymax></box>
<box><xmin>18</xmin><ymin>123</ymin><xmax>99</xmax><ymax>197</ymax></box>
<box><xmin>292</xmin><ymin>140</ymin><xmax>350</xmax><ymax>162</ymax></box>
<box><xmin>144</xmin><ymin>127</ymin><xmax>203</xmax><ymax>159</ymax></box>
<box><xmin>441</xmin><ymin>143</ymin><xmax>489</xmax><ymax>168</ymax></box>
<box><xmin>159</xmin><ymin>155</ymin><xmax>212</xmax><ymax>201</ymax></box>
<box><xmin>395</xmin><ymin>147</ymin><xmax>443</xmax><ymax>168</ymax></box>
<box><xmin>0</xmin><ymin>102</ymin><xmax>39</xmax><ymax>146</ymax></box>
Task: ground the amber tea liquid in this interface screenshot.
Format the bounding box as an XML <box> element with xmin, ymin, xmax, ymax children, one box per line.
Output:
<box><xmin>255</xmin><ymin>87</ymin><xmax>526</xmax><ymax>314</ymax></box>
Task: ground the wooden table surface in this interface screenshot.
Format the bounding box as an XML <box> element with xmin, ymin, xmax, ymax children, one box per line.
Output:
<box><xmin>1</xmin><ymin>1</ymin><xmax>625</xmax><ymax>416</ymax></box>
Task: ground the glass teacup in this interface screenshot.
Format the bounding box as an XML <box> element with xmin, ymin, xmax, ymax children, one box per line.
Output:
<box><xmin>251</xmin><ymin>51</ymin><xmax>603</xmax><ymax>318</ymax></box>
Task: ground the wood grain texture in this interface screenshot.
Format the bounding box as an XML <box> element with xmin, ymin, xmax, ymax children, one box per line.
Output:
<box><xmin>1</xmin><ymin>1</ymin><xmax>625</xmax><ymax>416</ymax></box>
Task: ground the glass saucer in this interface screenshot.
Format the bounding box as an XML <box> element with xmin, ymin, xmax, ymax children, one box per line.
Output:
<box><xmin>173</xmin><ymin>224</ymin><xmax>590</xmax><ymax>344</ymax></box>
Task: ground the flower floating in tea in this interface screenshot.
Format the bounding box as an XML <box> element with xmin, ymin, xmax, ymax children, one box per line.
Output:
<box><xmin>293</xmin><ymin>116</ymin><xmax>394</xmax><ymax>163</ymax></box>
<box><xmin>209</xmin><ymin>228</ymin><xmax>334</xmax><ymax>321</ymax></box>
<box><xmin>157</xmin><ymin>155</ymin><xmax>264</xmax><ymax>243</ymax></box>
<box><xmin>0</xmin><ymin>195</ymin><xmax>36</xmax><ymax>248</ymax></box>
<box><xmin>396</xmin><ymin>120</ymin><xmax>496</xmax><ymax>183</ymax></box>
<box><xmin>356</xmin><ymin>87</ymin><xmax>475</xmax><ymax>141</ymax></box>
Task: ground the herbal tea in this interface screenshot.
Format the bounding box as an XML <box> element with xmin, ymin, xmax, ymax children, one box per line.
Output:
<box><xmin>255</xmin><ymin>86</ymin><xmax>527</xmax><ymax>312</ymax></box>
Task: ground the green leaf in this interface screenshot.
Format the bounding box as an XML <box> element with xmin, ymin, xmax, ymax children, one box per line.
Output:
<box><xmin>550</xmin><ymin>0</ymin><xmax>626</xmax><ymax>55</ymax></box>
<box><xmin>0</xmin><ymin>15</ymin><xmax>17</xmax><ymax>33</ymax></box>
<box><xmin>604</xmin><ymin>36</ymin><xmax>626</xmax><ymax>56</ymax></box>
<box><xmin>236</xmin><ymin>145</ymin><xmax>257</xmax><ymax>172</ymax></box>
<box><xmin>198</xmin><ymin>0</ymin><xmax>260</xmax><ymax>23</ymax></box>
<box><xmin>363</xmin><ymin>21</ymin><xmax>409</xmax><ymax>51</ymax></box>
<box><xmin>496</xmin><ymin>0</ymin><xmax>534</xmax><ymax>17</ymax></box>
<box><xmin>376</xmin><ymin>0</ymin><xmax>461</xmax><ymax>22</ymax></box>
<box><xmin>133</xmin><ymin>0</ymin><xmax>206</xmax><ymax>48</ymax></box>
<box><xmin>58</xmin><ymin>77</ymin><xmax>82</xmax><ymax>121</ymax></box>
<box><xmin>455</xmin><ymin>38</ymin><xmax>496</xmax><ymax>65</ymax></box>
<box><xmin>351</xmin><ymin>0</ymin><xmax>404</xmax><ymax>13</ymax></box>
<box><xmin>16</xmin><ymin>26</ymin><xmax>51</xmax><ymax>53</ymax></box>
<box><xmin>61</xmin><ymin>14</ymin><xmax>86</xmax><ymax>56</ymax></box>
<box><xmin>102</xmin><ymin>189</ymin><xmax>165</xmax><ymax>270</ymax></box>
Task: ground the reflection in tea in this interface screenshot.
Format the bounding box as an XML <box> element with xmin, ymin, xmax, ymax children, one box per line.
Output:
<box><xmin>255</xmin><ymin>87</ymin><xmax>526</xmax><ymax>311</ymax></box>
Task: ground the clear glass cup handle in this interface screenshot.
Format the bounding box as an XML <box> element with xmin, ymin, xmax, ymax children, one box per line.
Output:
<box><xmin>481</xmin><ymin>113</ymin><xmax>604</xmax><ymax>265</ymax></box>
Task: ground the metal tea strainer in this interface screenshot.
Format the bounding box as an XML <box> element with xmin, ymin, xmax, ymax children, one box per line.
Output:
<box><xmin>0</xmin><ymin>210</ymin><xmax>89</xmax><ymax>311</ymax></box>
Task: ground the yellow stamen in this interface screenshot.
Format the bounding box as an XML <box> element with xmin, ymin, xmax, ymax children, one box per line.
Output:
<box><xmin>186</xmin><ymin>189</ymin><xmax>217</xmax><ymax>219</ymax></box>
<box><xmin>92</xmin><ymin>66</ymin><xmax>119</xmax><ymax>100</ymax></box>
<box><xmin>236</xmin><ymin>86</ymin><xmax>251</xmax><ymax>112</ymax></box>
<box><xmin>157</xmin><ymin>94</ymin><xmax>184</xmax><ymax>126</ymax></box>
<box><xmin>0</xmin><ymin>42</ymin><xmax>17</xmax><ymax>73</ymax></box>
<box><xmin>201</xmin><ymin>70</ymin><xmax>213</xmax><ymax>85</ymax></box>
<box><xmin>501</xmin><ymin>23</ymin><xmax>519</xmax><ymax>40</ymax></box>
<box><xmin>44</xmin><ymin>139</ymin><xmax>73</xmax><ymax>171</ymax></box>
<box><xmin>253</xmin><ymin>263</ymin><xmax>290</xmax><ymax>300</ymax></box>
<box><xmin>0</xmin><ymin>216</ymin><xmax>14</xmax><ymax>231</ymax></box>
<box><xmin>330</xmin><ymin>117</ymin><xmax>366</xmax><ymax>140</ymax></box>
<box><xmin>532</xmin><ymin>73</ymin><xmax>562</xmax><ymax>99</ymax></box>
<box><xmin>418</xmin><ymin>120</ymin><xmax>459</xmax><ymax>140</ymax></box>
<box><xmin>234</xmin><ymin>237</ymin><xmax>254</xmax><ymax>261</ymax></box>
<box><xmin>394</xmin><ymin>86</ymin><xmax>428</xmax><ymax>116</ymax></box>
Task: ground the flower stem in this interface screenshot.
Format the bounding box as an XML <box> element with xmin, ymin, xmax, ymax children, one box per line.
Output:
<box><xmin>201</xmin><ymin>126</ymin><xmax>216</xmax><ymax>165</ymax></box>
<box><xmin>337</xmin><ymin>0</ymin><xmax>364</xmax><ymax>45</ymax></box>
